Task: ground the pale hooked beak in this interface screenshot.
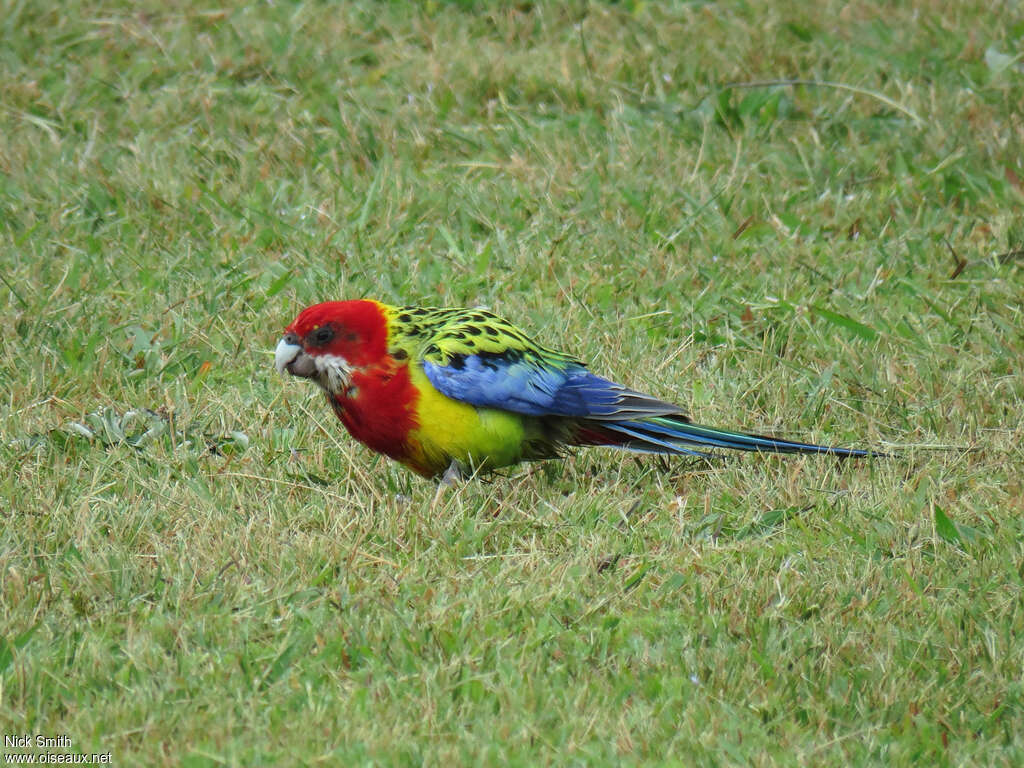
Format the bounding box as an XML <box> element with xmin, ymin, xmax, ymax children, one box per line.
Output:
<box><xmin>275</xmin><ymin>334</ymin><xmax>317</xmax><ymax>377</ymax></box>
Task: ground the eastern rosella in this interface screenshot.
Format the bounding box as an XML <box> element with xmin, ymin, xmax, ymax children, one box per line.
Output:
<box><xmin>275</xmin><ymin>300</ymin><xmax>876</xmax><ymax>479</ymax></box>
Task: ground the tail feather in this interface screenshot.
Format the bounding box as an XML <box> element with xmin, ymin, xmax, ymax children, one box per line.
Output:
<box><xmin>594</xmin><ymin>421</ymin><xmax>710</xmax><ymax>457</ymax></box>
<box><xmin>575</xmin><ymin>414</ymin><xmax>880</xmax><ymax>459</ymax></box>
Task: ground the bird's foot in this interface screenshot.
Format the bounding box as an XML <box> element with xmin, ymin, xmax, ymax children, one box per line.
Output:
<box><xmin>440</xmin><ymin>461</ymin><xmax>464</xmax><ymax>486</ymax></box>
<box><xmin>431</xmin><ymin>461</ymin><xmax>464</xmax><ymax>510</ymax></box>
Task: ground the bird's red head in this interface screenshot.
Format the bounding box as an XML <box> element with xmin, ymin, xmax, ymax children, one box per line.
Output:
<box><xmin>275</xmin><ymin>300</ymin><xmax>389</xmax><ymax>390</ymax></box>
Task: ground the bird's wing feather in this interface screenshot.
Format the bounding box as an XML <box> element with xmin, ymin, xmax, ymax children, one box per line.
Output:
<box><xmin>414</xmin><ymin>311</ymin><xmax>684</xmax><ymax>420</ymax></box>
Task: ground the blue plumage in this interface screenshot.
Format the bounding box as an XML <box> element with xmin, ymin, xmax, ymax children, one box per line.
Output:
<box><xmin>423</xmin><ymin>357</ymin><xmax>667</xmax><ymax>418</ymax></box>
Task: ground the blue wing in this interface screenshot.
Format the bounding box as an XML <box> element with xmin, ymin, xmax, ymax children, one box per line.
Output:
<box><xmin>421</xmin><ymin>352</ymin><xmax>681</xmax><ymax>420</ymax></box>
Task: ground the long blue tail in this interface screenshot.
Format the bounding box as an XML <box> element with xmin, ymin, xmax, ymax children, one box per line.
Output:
<box><xmin>579</xmin><ymin>414</ymin><xmax>879</xmax><ymax>458</ymax></box>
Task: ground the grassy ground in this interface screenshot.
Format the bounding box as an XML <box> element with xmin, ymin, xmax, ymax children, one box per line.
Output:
<box><xmin>2</xmin><ymin>0</ymin><xmax>1023</xmax><ymax>764</ymax></box>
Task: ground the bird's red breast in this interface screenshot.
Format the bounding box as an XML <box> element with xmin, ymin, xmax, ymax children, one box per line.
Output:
<box><xmin>326</xmin><ymin>364</ymin><xmax>424</xmax><ymax>471</ymax></box>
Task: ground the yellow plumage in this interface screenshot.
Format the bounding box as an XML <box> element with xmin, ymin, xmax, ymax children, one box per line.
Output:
<box><xmin>402</xmin><ymin>363</ymin><xmax>537</xmax><ymax>474</ymax></box>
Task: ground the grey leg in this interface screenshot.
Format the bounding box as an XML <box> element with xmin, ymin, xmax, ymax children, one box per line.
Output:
<box><xmin>431</xmin><ymin>460</ymin><xmax>463</xmax><ymax>509</ymax></box>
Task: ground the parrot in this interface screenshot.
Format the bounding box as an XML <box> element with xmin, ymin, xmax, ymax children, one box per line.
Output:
<box><xmin>274</xmin><ymin>300</ymin><xmax>880</xmax><ymax>480</ymax></box>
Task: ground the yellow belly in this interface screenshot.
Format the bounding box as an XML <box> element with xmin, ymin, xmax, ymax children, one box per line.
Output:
<box><xmin>402</xmin><ymin>365</ymin><xmax>534</xmax><ymax>476</ymax></box>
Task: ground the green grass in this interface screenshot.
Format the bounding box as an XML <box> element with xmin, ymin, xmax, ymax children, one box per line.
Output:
<box><xmin>2</xmin><ymin>0</ymin><xmax>1023</xmax><ymax>764</ymax></box>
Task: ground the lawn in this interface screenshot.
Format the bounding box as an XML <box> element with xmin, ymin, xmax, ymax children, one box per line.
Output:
<box><xmin>2</xmin><ymin>0</ymin><xmax>1023</xmax><ymax>764</ymax></box>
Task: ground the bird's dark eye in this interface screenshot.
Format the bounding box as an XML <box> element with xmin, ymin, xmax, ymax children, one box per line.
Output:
<box><xmin>309</xmin><ymin>326</ymin><xmax>335</xmax><ymax>346</ymax></box>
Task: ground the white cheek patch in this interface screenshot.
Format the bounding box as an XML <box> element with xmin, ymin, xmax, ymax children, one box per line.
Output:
<box><xmin>314</xmin><ymin>353</ymin><xmax>353</xmax><ymax>395</ymax></box>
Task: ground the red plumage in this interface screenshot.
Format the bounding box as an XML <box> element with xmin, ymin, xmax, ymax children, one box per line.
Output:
<box><xmin>326</xmin><ymin>366</ymin><xmax>421</xmax><ymax>467</ymax></box>
<box><xmin>287</xmin><ymin>300</ymin><xmax>389</xmax><ymax>368</ymax></box>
